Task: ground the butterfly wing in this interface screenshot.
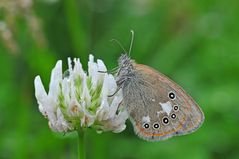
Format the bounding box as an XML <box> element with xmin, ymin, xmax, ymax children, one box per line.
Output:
<box><xmin>122</xmin><ymin>64</ymin><xmax>204</xmax><ymax>141</ymax></box>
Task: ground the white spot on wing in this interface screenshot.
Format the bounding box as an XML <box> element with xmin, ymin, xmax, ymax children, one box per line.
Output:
<box><xmin>159</xmin><ymin>101</ymin><xmax>172</xmax><ymax>116</ymax></box>
<box><xmin>157</xmin><ymin>111</ymin><xmax>160</xmax><ymax>117</ymax></box>
<box><xmin>142</xmin><ymin>116</ymin><xmax>150</xmax><ymax>123</ymax></box>
<box><xmin>156</xmin><ymin>111</ymin><xmax>164</xmax><ymax>117</ymax></box>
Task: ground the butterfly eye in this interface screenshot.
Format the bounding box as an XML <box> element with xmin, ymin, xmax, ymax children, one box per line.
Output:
<box><xmin>168</xmin><ymin>92</ymin><xmax>176</xmax><ymax>100</ymax></box>
<box><xmin>171</xmin><ymin>113</ymin><xmax>177</xmax><ymax>119</ymax></box>
<box><xmin>162</xmin><ymin>117</ymin><xmax>169</xmax><ymax>125</ymax></box>
<box><xmin>153</xmin><ymin>123</ymin><xmax>160</xmax><ymax>129</ymax></box>
<box><xmin>143</xmin><ymin>123</ymin><xmax>150</xmax><ymax>129</ymax></box>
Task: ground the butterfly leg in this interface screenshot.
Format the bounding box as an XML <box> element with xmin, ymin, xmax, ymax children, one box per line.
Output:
<box><xmin>108</xmin><ymin>84</ymin><xmax>123</xmax><ymax>97</ymax></box>
<box><xmin>108</xmin><ymin>78</ymin><xmax>127</xmax><ymax>97</ymax></box>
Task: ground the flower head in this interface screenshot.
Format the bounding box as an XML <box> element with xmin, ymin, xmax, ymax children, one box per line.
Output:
<box><xmin>34</xmin><ymin>54</ymin><xmax>128</xmax><ymax>133</ymax></box>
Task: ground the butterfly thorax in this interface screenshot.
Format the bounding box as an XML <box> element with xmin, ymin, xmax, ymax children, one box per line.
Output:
<box><xmin>116</xmin><ymin>54</ymin><xmax>135</xmax><ymax>87</ymax></box>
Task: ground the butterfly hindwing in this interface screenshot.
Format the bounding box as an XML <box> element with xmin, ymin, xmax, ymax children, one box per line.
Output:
<box><xmin>121</xmin><ymin>63</ymin><xmax>204</xmax><ymax>141</ymax></box>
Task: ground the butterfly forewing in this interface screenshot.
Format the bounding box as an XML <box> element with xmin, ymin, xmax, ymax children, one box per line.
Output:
<box><xmin>122</xmin><ymin>63</ymin><xmax>204</xmax><ymax>141</ymax></box>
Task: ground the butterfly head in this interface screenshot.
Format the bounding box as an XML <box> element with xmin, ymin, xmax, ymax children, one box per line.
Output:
<box><xmin>116</xmin><ymin>30</ymin><xmax>136</xmax><ymax>80</ymax></box>
<box><xmin>118</xmin><ymin>54</ymin><xmax>131</xmax><ymax>66</ymax></box>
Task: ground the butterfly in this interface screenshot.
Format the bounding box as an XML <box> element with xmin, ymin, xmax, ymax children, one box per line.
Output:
<box><xmin>115</xmin><ymin>31</ymin><xmax>204</xmax><ymax>141</ymax></box>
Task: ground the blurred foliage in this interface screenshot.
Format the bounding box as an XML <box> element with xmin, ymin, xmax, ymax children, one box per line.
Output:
<box><xmin>0</xmin><ymin>0</ymin><xmax>239</xmax><ymax>159</ymax></box>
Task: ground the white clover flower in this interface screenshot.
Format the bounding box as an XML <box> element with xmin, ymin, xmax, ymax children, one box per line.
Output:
<box><xmin>34</xmin><ymin>54</ymin><xmax>128</xmax><ymax>133</ymax></box>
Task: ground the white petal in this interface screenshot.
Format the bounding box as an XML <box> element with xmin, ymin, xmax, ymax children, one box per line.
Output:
<box><xmin>88</xmin><ymin>55</ymin><xmax>99</xmax><ymax>89</ymax></box>
<box><xmin>34</xmin><ymin>76</ymin><xmax>48</xmax><ymax>115</ymax></box>
<box><xmin>107</xmin><ymin>74</ymin><xmax>118</xmax><ymax>96</ymax></box>
<box><xmin>97</xmin><ymin>59</ymin><xmax>107</xmax><ymax>72</ymax></box>
<box><xmin>100</xmin><ymin>73</ymin><xmax>109</xmax><ymax>99</ymax></box>
<box><xmin>67</xmin><ymin>100</ymin><xmax>83</xmax><ymax>117</ymax></box>
<box><xmin>48</xmin><ymin>60</ymin><xmax>62</xmax><ymax>102</ymax></box>
<box><xmin>81</xmin><ymin>110</ymin><xmax>95</xmax><ymax>127</ymax></box>
<box><xmin>34</xmin><ymin>76</ymin><xmax>47</xmax><ymax>99</ymax></box>
<box><xmin>34</xmin><ymin>76</ymin><xmax>47</xmax><ymax>104</ymax></box>
<box><xmin>56</xmin><ymin>108</ymin><xmax>71</xmax><ymax>132</ymax></box>
<box><xmin>108</xmin><ymin>95</ymin><xmax>123</xmax><ymax>119</ymax></box>
<box><xmin>61</xmin><ymin>78</ymin><xmax>71</xmax><ymax>107</ymax></box>
<box><xmin>113</xmin><ymin>124</ymin><xmax>126</xmax><ymax>133</ymax></box>
<box><xmin>73</xmin><ymin>58</ymin><xmax>85</xmax><ymax>78</ymax></box>
<box><xmin>97</xmin><ymin>98</ymin><xmax>110</xmax><ymax>121</ymax></box>
<box><xmin>67</xmin><ymin>58</ymin><xmax>73</xmax><ymax>74</ymax></box>
<box><xmin>81</xmin><ymin>74</ymin><xmax>91</xmax><ymax>107</ymax></box>
<box><xmin>114</xmin><ymin>110</ymin><xmax>129</xmax><ymax>126</ymax></box>
<box><xmin>97</xmin><ymin>59</ymin><xmax>107</xmax><ymax>82</ymax></box>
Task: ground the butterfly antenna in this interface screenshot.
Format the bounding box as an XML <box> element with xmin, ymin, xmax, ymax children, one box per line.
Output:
<box><xmin>110</xmin><ymin>39</ymin><xmax>127</xmax><ymax>54</ymax></box>
<box><xmin>128</xmin><ymin>30</ymin><xmax>134</xmax><ymax>56</ymax></box>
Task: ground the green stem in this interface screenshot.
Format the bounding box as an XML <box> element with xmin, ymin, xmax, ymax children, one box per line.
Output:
<box><xmin>77</xmin><ymin>129</ymin><xmax>85</xmax><ymax>159</ymax></box>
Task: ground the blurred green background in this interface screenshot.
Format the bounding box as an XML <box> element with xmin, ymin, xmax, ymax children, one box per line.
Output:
<box><xmin>0</xmin><ymin>0</ymin><xmax>239</xmax><ymax>159</ymax></box>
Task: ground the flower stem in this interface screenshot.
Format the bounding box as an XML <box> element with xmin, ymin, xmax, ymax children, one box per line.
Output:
<box><xmin>77</xmin><ymin>129</ymin><xmax>85</xmax><ymax>159</ymax></box>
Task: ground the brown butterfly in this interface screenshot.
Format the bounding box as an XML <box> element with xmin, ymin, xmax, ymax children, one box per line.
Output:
<box><xmin>115</xmin><ymin>31</ymin><xmax>204</xmax><ymax>141</ymax></box>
